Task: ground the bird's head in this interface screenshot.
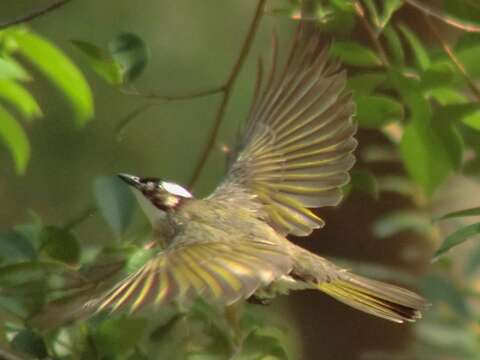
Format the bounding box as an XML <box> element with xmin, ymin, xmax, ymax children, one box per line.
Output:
<box><xmin>118</xmin><ymin>173</ymin><xmax>193</xmax><ymax>213</ymax></box>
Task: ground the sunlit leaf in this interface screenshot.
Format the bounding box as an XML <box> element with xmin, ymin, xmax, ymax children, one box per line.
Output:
<box><xmin>108</xmin><ymin>32</ymin><xmax>149</xmax><ymax>83</ymax></box>
<box><xmin>330</xmin><ymin>41</ymin><xmax>382</xmax><ymax>67</ymax></box>
<box><xmin>13</xmin><ymin>31</ymin><xmax>94</xmax><ymax>126</ymax></box>
<box><xmin>355</xmin><ymin>95</ymin><xmax>404</xmax><ymax>128</ymax></box>
<box><xmin>462</xmin><ymin>109</ymin><xmax>480</xmax><ymax>131</ymax></box>
<box><xmin>427</xmin><ymin>87</ymin><xmax>469</xmax><ymax>106</ymax></box>
<box><xmin>39</xmin><ymin>226</ymin><xmax>80</xmax><ymax>264</ymax></box>
<box><xmin>398</xmin><ymin>23</ymin><xmax>430</xmax><ymax>70</ymax></box>
<box><xmin>0</xmin><ymin>79</ymin><xmax>42</xmax><ymax>120</ymax></box>
<box><xmin>0</xmin><ymin>104</ymin><xmax>30</xmax><ymax>174</ymax></box>
<box><xmin>433</xmin><ymin>222</ymin><xmax>480</xmax><ymax>261</ymax></box>
<box><xmin>10</xmin><ymin>329</ymin><xmax>48</xmax><ymax>359</ymax></box>
<box><xmin>0</xmin><ymin>57</ymin><xmax>30</xmax><ymax>80</ymax></box>
<box><xmin>71</xmin><ymin>40</ymin><xmax>123</xmax><ymax>85</ymax></box>
<box><xmin>94</xmin><ymin>176</ymin><xmax>136</xmax><ymax>238</ymax></box>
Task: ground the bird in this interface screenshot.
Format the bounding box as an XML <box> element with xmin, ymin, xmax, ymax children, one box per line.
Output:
<box><xmin>89</xmin><ymin>30</ymin><xmax>427</xmax><ymax>324</ymax></box>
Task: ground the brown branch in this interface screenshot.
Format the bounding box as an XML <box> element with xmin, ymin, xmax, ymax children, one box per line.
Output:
<box><xmin>425</xmin><ymin>17</ymin><xmax>480</xmax><ymax>102</ymax></box>
<box><xmin>0</xmin><ymin>0</ymin><xmax>72</xmax><ymax>30</ymax></box>
<box><xmin>353</xmin><ymin>1</ymin><xmax>389</xmax><ymax>67</ymax></box>
<box><xmin>405</xmin><ymin>0</ymin><xmax>480</xmax><ymax>33</ymax></box>
<box><xmin>187</xmin><ymin>0</ymin><xmax>267</xmax><ymax>187</ymax></box>
<box><xmin>121</xmin><ymin>85</ymin><xmax>224</xmax><ymax>101</ymax></box>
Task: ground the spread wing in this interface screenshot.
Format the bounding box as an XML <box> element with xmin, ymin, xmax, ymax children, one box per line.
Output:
<box><xmin>211</xmin><ymin>32</ymin><xmax>357</xmax><ymax>237</ymax></box>
<box><xmin>90</xmin><ymin>223</ymin><xmax>291</xmax><ymax>314</ymax></box>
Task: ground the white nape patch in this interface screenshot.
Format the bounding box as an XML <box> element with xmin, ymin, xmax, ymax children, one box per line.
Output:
<box><xmin>161</xmin><ymin>181</ymin><xmax>193</xmax><ymax>198</ymax></box>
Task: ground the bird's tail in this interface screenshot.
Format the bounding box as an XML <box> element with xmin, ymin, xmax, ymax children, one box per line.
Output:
<box><xmin>316</xmin><ymin>271</ymin><xmax>427</xmax><ymax>323</ymax></box>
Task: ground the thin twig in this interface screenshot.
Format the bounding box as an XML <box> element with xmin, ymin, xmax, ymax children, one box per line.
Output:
<box><xmin>353</xmin><ymin>1</ymin><xmax>389</xmax><ymax>67</ymax></box>
<box><xmin>122</xmin><ymin>85</ymin><xmax>224</xmax><ymax>101</ymax></box>
<box><xmin>187</xmin><ymin>0</ymin><xmax>267</xmax><ymax>187</ymax></box>
<box><xmin>114</xmin><ymin>103</ymin><xmax>155</xmax><ymax>140</ymax></box>
<box><xmin>425</xmin><ymin>17</ymin><xmax>480</xmax><ymax>102</ymax></box>
<box><xmin>0</xmin><ymin>0</ymin><xmax>72</xmax><ymax>30</ymax></box>
<box><xmin>405</xmin><ymin>0</ymin><xmax>480</xmax><ymax>33</ymax></box>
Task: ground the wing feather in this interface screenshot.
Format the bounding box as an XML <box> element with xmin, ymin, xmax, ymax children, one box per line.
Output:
<box><xmin>211</xmin><ymin>29</ymin><xmax>357</xmax><ymax>236</ymax></box>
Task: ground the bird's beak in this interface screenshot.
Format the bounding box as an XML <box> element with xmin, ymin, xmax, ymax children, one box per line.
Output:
<box><xmin>117</xmin><ymin>173</ymin><xmax>141</xmax><ymax>189</ymax></box>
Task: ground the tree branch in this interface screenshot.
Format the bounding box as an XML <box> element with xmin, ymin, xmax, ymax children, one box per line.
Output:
<box><xmin>187</xmin><ymin>0</ymin><xmax>267</xmax><ymax>187</ymax></box>
<box><xmin>353</xmin><ymin>1</ymin><xmax>389</xmax><ymax>67</ymax></box>
<box><xmin>0</xmin><ymin>0</ymin><xmax>72</xmax><ymax>30</ymax></box>
<box><xmin>121</xmin><ymin>85</ymin><xmax>224</xmax><ymax>101</ymax></box>
<box><xmin>425</xmin><ymin>16</ymin><xmax>480</xmax><ymax>102</ymax></box>
<box><xmin>405</xmin><ymin>0</ymin><xmax>480</xmax><ymax>33</ymax></box>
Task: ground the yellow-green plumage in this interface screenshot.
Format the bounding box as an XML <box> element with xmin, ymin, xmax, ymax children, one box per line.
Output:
<box><xmin>88</xmin><ymin>28</ymin><xmax>427</xmax><ymax>323</ymax></box>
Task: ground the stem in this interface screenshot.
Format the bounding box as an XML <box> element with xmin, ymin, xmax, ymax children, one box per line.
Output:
<box><xmin>122</xmin><ymin>85</ymin><xmax>224</xmax><ymax>101</ymax></box>
<box><xmin>405</xmin><ymin>0</ymin><xmax>480</xmax><ymax>33</ymax></box>
<box><xmin>188</xmin><ymin>0</ymin><xmax>267</xmax><ymax>187</ymax></box>
<box><xmin>425</xmin><ymin>17</ymin><xmax>480</xmax><ymax>102</ymax></box>
<box><xmin>0</xmin><ymin>0</ymin><xmax>72</xmax><ymax>30</ymax></box>
<box><xmin>64</xmin><ymin>205</ymin><xmax>97</xmax><ymax>230</ymax></box>
<box><xmin>353</xmin><ymin>1</ymin><xmax>389</xmax><ymax>67</ymax></box>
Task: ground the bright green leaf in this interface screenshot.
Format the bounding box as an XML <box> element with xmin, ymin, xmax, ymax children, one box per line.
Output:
<box><xmin>108</xmin><ymin>32</ymin><xmax>149</xmax><ymax>83</ymax></box>
<box><xmin>0</xmin><ymin>80</ymin><xmax>42</xmax><ymax>120</ymax></box>
<box><xmin>13</xmin><ymin>31</ymin><xmax>94</xmax><ymax>126</ymax></box>
<box><xmin>427</xmin><ymin>87</ymin><xmax>469</xmax><ymax>106</ymax></box>
<box><xmin>39</xmin><ymin>226</ymin><xmax>80</xmax><ymax>264</ymax></box>
<box><xmin>71</xmin><ymin>40</ymin><xmax>123</xmax><ymax>85</ymax></box>
<box><xmin>330</xmin><ymin>41</ymin><xmax>382</xmax><ymax>67</ymax></box>
<box><xmin>355</xmin><ymin>95</ymin><xmax>404</xmax><ymax>128</ymax></box>
<box><xmin>462</xmin><ymin>109</ymin><xmax>480</xmax><ymax>131</ymax></box>
<box><xmin>398</xmin><ymin>23</ymin><xmax>430</xmax><ymax>70</ymax></box>
<box><xmin>94</xmin><ymin>175</ymin><xmax>136</xmax><ymax>237</ymax></box>
<box><xmin>433</xmin><ymin>222</ymin><xmax>480</xmax><ymax>261</ymax></box>
<box><xmin>0</xmin><ymin>104</ymin><xmax>30</xmax><ymax>174</ymax></box>
<box><xmin>457</xmin><ymin>45</ymin><xmax>480</xmax><ymax>78</ymax></box>
<box><xmin>0</xmin><ymin>56</ymin><xmax>30</xmax><ymax>80</ymax></box>
<box><xmin>421</xmin><ymin>62</ymin><xmax>455</xmax><ymax>90</ymax></box>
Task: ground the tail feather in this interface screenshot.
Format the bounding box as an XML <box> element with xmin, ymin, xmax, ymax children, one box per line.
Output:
<box><xmin>318</xmin><ymin>273</ymin><xmax>427</xmax><ymax>323</ymax></box>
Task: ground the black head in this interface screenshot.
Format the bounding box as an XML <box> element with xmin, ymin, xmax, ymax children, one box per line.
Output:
<box><xmin>117</xmin><ymin>173</ymin><xmax>193</xmax><ymax>211</ymax></box>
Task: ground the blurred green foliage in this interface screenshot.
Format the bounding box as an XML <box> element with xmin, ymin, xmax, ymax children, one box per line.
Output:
<box><xmin>1</xmin><ymin>0</ymin><xmax>480</xmax><ymax>359</ymax></box>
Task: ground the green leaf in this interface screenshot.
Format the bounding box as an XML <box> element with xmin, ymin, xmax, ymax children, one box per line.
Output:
<box><xmin>10</xmin><ymin>329</ymin><xmax>48</xmax><ymax>359</ymax></box>
<box><xmin>94</xmin><ymin>175</ymin><xmax>136</xmax><ymax>237</ymax></box>
<box><xmin>71</xmin><ymin>40</ymin><xmax>123</xmax><ymax>85</ymax></box>
<box><xmin>350</xmin><ymin>170</ymin><xmax>379</xmax><ymax>199</ymax></box>
<box><xmin>433</xmin><ymin>223</ymin><xmax>480</xmax><ymax>261</ymax></box>
<box><xmin>0</xmin><ymin>56</ymin><xmax>30</xmax><ymax>80</ymax></box>
<box><xmin>457</xmin><ymin>45</ymin><xmax>480</xmax><ymax>78</ymax></box>
<box><xmin>421</xmin><ymin>62</ymin><xmax>455</xmax><ymax>90</ymax></box>
<box><xmin>0</xmin><ymin>230</ymin><xmax>36</xmax><ymax>264</ymax></box>
<box><xmin>13</xmin><ymin>31</ymin><xmax>94</xmax><ymax>126</ymax></box>
<box><xmin>462</xmin><ymin>109</ymin><xmax>480</xmax><ymax>131</ymax></box>
<box><xmin>0</xmin><ymin>104</ymin><xmax>30</xmax><ymax>174</ymax></box>
<box><xmin>330</xmin><ymin>41</ymin><xmax>382</xmax><ymax>67</ymax></box>
<box><xmin>0</xmin><ymin>80</ymin><xmax>42</xmax><ymax>120</ymax></box>
<box><xmin>364</xmin><ymin>0</ymin><xmax>403</xmax><ymax>32</ymax></box>
<box><xmin>435</xmin><ymin>207</ymin><xmax>480</xmax><ymax>222</ymax></box>
<box><xmin>427</xmin><ymin>87</ymin><xmax>469</xmax><ymax>106</ymax></box>
<box><xmin>39</xmin><ymin>226</ymin><xmax>80</xmax><ymax>264</ymax></box>
<box><xmin>373</xmin><ymin>211</ymin><xmax>431</xmax><ymax>239</ymax></box>
<box><xmin>355</xmin><ymin>95</ymin><xmax>404</xmax><ymax>128</ymax></box>
<box><xmin>383</xmin><ymin>25</ymin><xmax>405</xmax><ymax>65</ymax></box>
<box><xmin>398</xmin><ymin>23</ymin><xmax>430</xmax><ymax>70</ymax></box>
<box><xmin>421</xmin><ymin>275</ymin><xmax>470</xmax><ymax>317</ymax></box>
<box><xmin>347</xmin><ymin>72</ymin><xmax>386</xmax><ymax>95</ymax></box>
<box><xmin>400</xmin><ymin>121</ymin><xmax>454</xmax><ymax>196</ymax></box>
<box><xmin>108</xmin><ymin>32</ymin><xmax>149</xmax><ymax>83</ymax></box>
<box><xmin>93</xmin><ymin>316</ymin><xmax>148</xmax><ymax>356</ymax></box>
